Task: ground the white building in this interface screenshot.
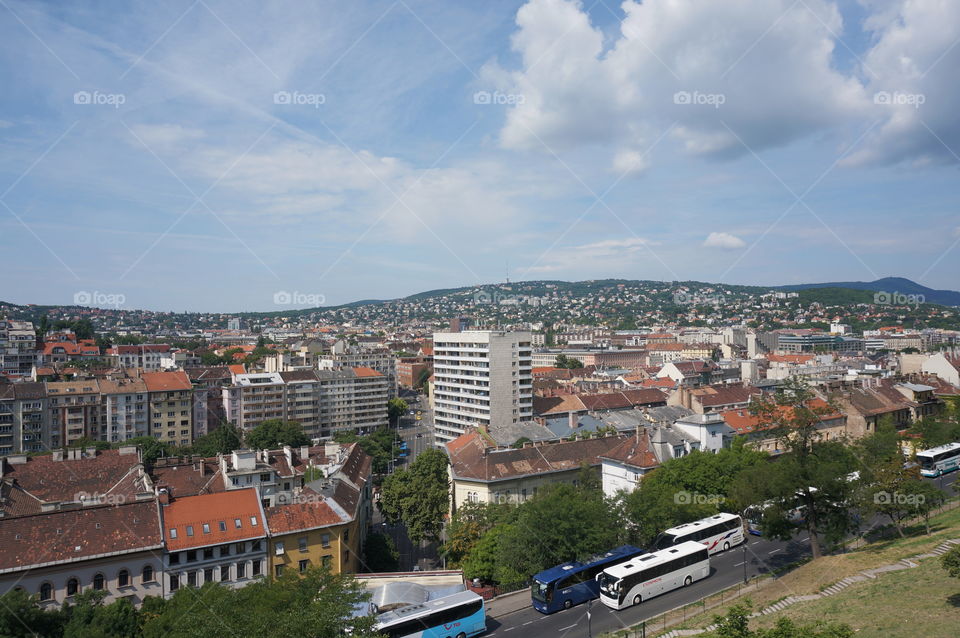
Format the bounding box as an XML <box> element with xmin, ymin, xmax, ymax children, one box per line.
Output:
<box><xmin>432</xmin><ymin>330</ymin><xmax>533</xmax><ymax>444</ymax></box>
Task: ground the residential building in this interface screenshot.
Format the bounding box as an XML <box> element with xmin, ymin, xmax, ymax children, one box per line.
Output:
<box><xmin>721</xmin><ymin>398</ymin><xmax>849</xmax><ymax>454</ymax></box>
<box><xmin>0</xmin><ymin>320</ymin><xmax>37</xmax><ymax>377</ymax></box>
<box><xmin>45</xmin><ymin>380</ymin><xmax>102</xmax><ymax>448</ymax></box>
<box><xmin>433</xmin><ymin>330</ymin><xmax>533</xmax><ymax>445</ymax></box>
<box><xmin>0</xmin><ymin>501</ymin><xmax>164</xmax><ymax>607</ymax></box>
<box><xmin>105</xmin><ymin>344</ymin><xmax>171</xmax><ymax>370</ymax></box>
<box><xmin>669</xmin><ymin>383</ymin><xmax>761</xmax><ymax>414</ymax></box>
<box><xmin>397</xmin><ymin>356</ymin><xmax>432</xmax><ymax>388</ymax></box>
<box><xmin>97</xmin><ymin>377</ymin><xmax>150</xmax><ymax>443</ymax></box>
<box><xmin>265</xmin><ymin>496</ymin><xmax>358</xmax><ymax>578</ymax></box>
<box><xmin>0</xmin><ymin>382</ymin><xmax>47</xmax><ymax>454</ymax></box>
<box><xmin>142</xmin><ymin>371</ymin><xmax>193</xmax><ymax>447</ymax></box>
<box><xmin>599</xmin><ymin>429</ymin><xmax>660</xmax><ymax>497</ymax></box>
<box><xmin>223</xmin><ymin>372</ymin><xmax>287</xmax><ymax>432</ymax></box>
<box><xmin>445</xmin><ymin>429</ymin><xmax>626</xmax><ymax>513</ymax></box>
<box><xmin>159</xmin><ymin>488</ymin><xmax>267</xmax><ymax>596</ymax></box>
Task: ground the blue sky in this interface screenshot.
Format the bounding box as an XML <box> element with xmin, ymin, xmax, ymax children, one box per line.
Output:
<box><xmin>1</xmin><ymin>0</ymin><xmax>958</xmax><ymax>312</ymax></box>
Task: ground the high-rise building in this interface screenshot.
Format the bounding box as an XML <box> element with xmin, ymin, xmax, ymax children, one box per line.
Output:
<box><xmin>0</xmin><ymin>320</ymin><xmax>37</xmax><ymax>377</ymax></box>
<box><xmin>432</xmin><ymin>330</ymin><xmax>532</xmax><ymax>444</ymax></box>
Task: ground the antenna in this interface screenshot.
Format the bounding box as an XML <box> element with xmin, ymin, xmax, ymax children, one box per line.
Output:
<box><xmin>505</xmin><ymin>258</ymin><xmax>510</xmax><ymax>284</ymax></box>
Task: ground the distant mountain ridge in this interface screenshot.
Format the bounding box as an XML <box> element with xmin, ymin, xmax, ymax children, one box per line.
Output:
<box><xmin>777</xmin><ymin>277</ymin><xmax>960</xmax><ymax>307</ymax></box>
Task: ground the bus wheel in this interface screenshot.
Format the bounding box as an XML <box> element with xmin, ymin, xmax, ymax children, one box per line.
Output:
<box><xmin>564</xmin><ymin>599</ymin><xmax>572</xmax><ymax>610</ymax></box>
<box><xmin>633</xmin><ymin>594</ymin><xmax>642</xmax><ymax>605</ymax></box>
<box><xmin>723</xmin><ymin>542</ymin><xmax>730</xmax><ymax>552</ymax></box>
<box><xmin>684</xmin><ymin>576</ymin><xmax>692</xmax><ymax>587</ymax></box>
<box><xmin>456</xmin><ymin>633</ymin><xmax>467</xmax><ymax>638</ymax></box>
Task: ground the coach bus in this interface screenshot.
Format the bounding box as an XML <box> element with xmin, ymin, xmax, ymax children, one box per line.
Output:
<box><xmin>651</xmin><ymin>512</ymin><xmax>744</xmax><ymax>554</ymax></box>
<box><xmin>374</xmin><ymin>590</ymin><xmax>486</xmax><ymax>638</ymax></box>
<box><xmin>597</xmin><ymin>541</ymin><xmax>710</xmax><ymax>610</ymax></box>
<box><xmin>531</xmin><ymin>545</ymin><xmax>646</xmax><ymax>613</ymax></box>
<box><xmin>917</xmin><ymin>442</ymin><xmax>960</xmax><ymax>477</ymax></box>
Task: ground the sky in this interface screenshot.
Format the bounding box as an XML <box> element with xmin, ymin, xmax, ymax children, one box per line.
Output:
<box><xmin>1</xmin><ymin>0</ymin><xmax>958</xmax><ymax>312</ymax></box>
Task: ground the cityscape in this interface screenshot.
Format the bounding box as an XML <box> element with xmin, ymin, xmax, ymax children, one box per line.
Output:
<box><xmin>2</xmin><ymin>1</ymin><xmax>960</xmax><ymax>638</ymax></box>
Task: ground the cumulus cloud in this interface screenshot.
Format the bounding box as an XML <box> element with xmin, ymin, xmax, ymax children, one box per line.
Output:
<box><xmin>490</xmin><ymin>0</ymin><xmax>960</xmax><ymax>170</ymax></box>
<box><xmin>703</xmin><ymin>232</ymin><xmax>746</xmax><ymax>250</ymax></box>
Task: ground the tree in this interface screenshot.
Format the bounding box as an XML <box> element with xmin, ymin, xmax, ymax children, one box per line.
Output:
<box><xmin>362</xmin><ymin>532</ymin><xmax>400</xmax><ymax>572</ymax></box>
<box><xmin>494</xmin><ymin>482</ymin><xmax>620</xmax><ymax>586</ymax></box>
<box><xmin>711</xmin><ymin>602</ymin><xmax>854</xmax><ymax>638</ymax></box>
<box><xmin>0</xmin><ymin>588</ymin><xmax>65</xmax><ymax>637</ymax></box>
<box><xmin>443</xmin><ymin>501</ymin><xmax>514</xmax><ymax>566</ymax></box>
<box><xmin>387</xmin><ymin>398</ymin><xmax>409</xmax><ymax>426</ymax></box>
<box><xmin>63</xmin><ymin>589</ymin><xmax>139</xmax><ymax>638</ymax></box>
<box><xmin>190</xmin><ymin>423</ymin><xmax>243</xmax><ymax>457</ymax></box>
<box><xmin>115</xmin><ymin>437</ymin><xmax>172</xmax><ymax>464</ymax></box>
<box><xmin>379</xmin><ymin>448</ymin><xmax>449</xmax><ymax>544</ymax></box>
<box><xmin>729</xmin><ymin>380</ymin><xmax>859</xmax><ymax>559</ymax></box>
<box><xmin>941</xmin><ymin>545</ymin><xmax>960</xmax><ymax>579</ymax></box>
<box><xmin>415</xmin><ymin>367</ymin><xmax>431</xmax><ymax>391</ymax></box>
<box><xmin>245</xmin><ymin>419</ymin><xmax>311</xmax><ymax>450</ymax></box>
<box><xmin>554</xmin><ymin>354</ymin><xmax>584</xmax><ymax>369</ymax></box>
<box><xmin>623</xmin><ymin>479</ymin><xmax>718</xmax><ymax>546</ymax></box>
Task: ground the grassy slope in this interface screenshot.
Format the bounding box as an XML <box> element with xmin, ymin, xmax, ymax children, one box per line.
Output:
<box><xmin>669</xmin><ymin>506</ymin><xmax>960</xmax><ymax>637</ymax></box>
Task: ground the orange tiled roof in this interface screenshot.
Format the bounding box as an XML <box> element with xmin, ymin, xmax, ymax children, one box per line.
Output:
<box><xmin>265</xmin><ymin>497</ymin><xmax>344</xmax><ymax>534</ymax></box>
<box><xmin>161</xmin><ymin>488</ymin><xmax>265</xmax><ymax>550</ymax></box>
<box><xmin>141</xmin><ymin>370</ymin><xmax>191</xmax><ymax>392</ymax></box>
<box><xmin>352</xmin><ymin>366</ymin><xmax>383</xmax><ymax>377</ymax></box>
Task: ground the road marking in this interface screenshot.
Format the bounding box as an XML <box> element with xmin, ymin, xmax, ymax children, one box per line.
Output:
<box><xmin>768</xmin><ymin>548</ymin><xmax>783</xmax><ymax>555</ymax></box>
<box><xmin>523</xmin><ymin>621</ymin><xmax>533</xmax><ymax>625</ymax></box>
<box><xmin>559</xmin><ymin>624</ymin><xmax>578</xmax><ymax>631</ymax></box>
<box><xmin>734</xmin><ymin>561</ymin><xmax>745</xmax><ymax>566</ymax></box>
<box><xmin>504</xmin><ymin>628</ymin><xmax>515</xmax><ymax>632</ymax></box>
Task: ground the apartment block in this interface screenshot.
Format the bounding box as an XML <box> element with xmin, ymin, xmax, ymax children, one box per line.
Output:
<box><xmin>0</xmin><ymin>320</ymin><xmax>37</xmax><ymax>377</ymax></box>
<box><xmin>105</xmin><ymin>344</ymin><xmax>171</xmax><ymax>370</ymax></box>
<box><xmin>432</xmin><ymin>330</ymin><xmax>533</xmax><ymax>445</ymax></box>
<box><xmin>98</xmin><ymin>377</ymin><xmax>150</xmax><ymax>443</ymax></box>
<box><xmin>0</xmin><ymin>382</ymin><xmax>48</xmax><ymax>454</ymax></box>
<box><xmin>46</xmin><ymin>380</ymin><xmax>102</xmax><ymax>448</ymax></box>
<box><xmin>143</xmin><ymin>371</ymin><xmax>193</xmax><ymax>447</ymax></box>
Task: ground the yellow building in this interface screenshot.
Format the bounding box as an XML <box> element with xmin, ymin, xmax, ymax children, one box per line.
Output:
<box><xmin>265</xmin><ymin>499</ymin><xmax>361</xmax><ymax>576</ymax></box>
<box><xmin>142</xmin><ymin>371</ymin><xmax>193</xmax><ymax>447</ymax></box>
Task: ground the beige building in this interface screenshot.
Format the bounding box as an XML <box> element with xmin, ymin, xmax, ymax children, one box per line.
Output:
<box><xmin>445</xmin><ymin>429</ymin><xmax>627</xmax><ymax>513</ymax></box>
<box><xmin>142</xmin><ymin>371</ymin><xmax>193</xmax><ymax>447</ymax></box>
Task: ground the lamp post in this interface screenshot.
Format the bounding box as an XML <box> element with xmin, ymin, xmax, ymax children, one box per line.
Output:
<box><xmin>587</xmin><ymin>599</ymin><xmax>593</xmax><ymax>638</ymax></box>
<box><xmin>742</xmin><ymin>536</ymin><xmax>748</xmax><ymax>584</ymax></box>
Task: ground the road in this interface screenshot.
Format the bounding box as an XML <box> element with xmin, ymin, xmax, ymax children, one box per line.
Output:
<box><xmin>483</xmin><ymin>470</ymin><xmax>958</xmax><ymax>638</ymax></box>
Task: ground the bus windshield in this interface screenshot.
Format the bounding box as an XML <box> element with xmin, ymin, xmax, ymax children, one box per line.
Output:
<box><xmin>919</xmin><ymin>456</ymin><xmax>935</xmax><ymax>470</ymax></box>
<box><xmin>531</xmin><ymin>580</ymin><xmax>551</xmax><ymax>603</ymax></box>
<box><xmin>652</xmin><ymin>533</ymin><xmax>679</xmax><ymax>551</ymax></box>
<box><xmin>598</xmin><ymin>573</ymin><xmax>620</xmax><ymax>596</ymax></box>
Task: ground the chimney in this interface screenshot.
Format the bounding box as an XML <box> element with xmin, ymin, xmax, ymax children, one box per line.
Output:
<box><xmin>52</xmin><ymin>450</ymin><xmax>64</xmax><ymax>462</ymax></box>
<box><xmin>199</xmin><ymin>461</ymin><xmax>206</xmax><ymax>476</ymax></box>
<box><xmin>568</xmin><ymin>411</ymin><xmax>577</xmax><ymax>431</ymax></box>
<box><xmin>157</xmin><ymin>490</ymin><xmax>170</xmax><ymax>505</ymax></box>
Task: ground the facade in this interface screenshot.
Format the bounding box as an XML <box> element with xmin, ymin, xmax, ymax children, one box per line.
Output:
<box><xmin>0</xmin><ymin>382</ymin><xmax>47</xmax><ymax>454</ymax></box>
<box><xmin>265</xmin><ymin>499</ymin><xmax>357</xmax><ymax>578</ymax></box>
<box><xmin>159</xmin><ymin>488</ymin><xmax>268</xmax><ymax>596</ymax></box>
<box><xmin>142</xmin><ymin>371</ymin><xmax>193</xmax><ymax>447</ymax></box>
<box><xmin>433</xmin><ymin>330</ymin><xmax>533</xmax><ymax>445</ymax></box>
<box><xmin>105</xmin><ymin>344</ymin><xmax>171</xmax><ymax>370</ymax></box>
<box><xmin>0</xmin><ymin>501</ymin><xmax>164</xmax><ymax>608</ymax></box>
<box><xmin>0</xmin><ymin>320</ymin><xmax>37</xmax><ymax>377</ymax></box>
<box><xmin>599</xmin><ymin>430</ymin><xmax>660</xmax><ymax>497</ymax></box>
<box><xmin>45</xmin><ymin>380</ymin><xmax>102</xmax><ymax>448</ymax></box>
<box><xmin>97</xmin><ymin>377</ymin><xmax>150</xmax><ymax>443</ymax></box>
<box><xmin>397</xmin><ymin>357</ymin><xmax>432</xmax><ymax>388</ymax></box>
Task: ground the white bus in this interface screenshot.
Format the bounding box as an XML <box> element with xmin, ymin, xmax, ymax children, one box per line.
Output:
<box><xmin>597</xmin><ymin>541</ymin><xmax>710</xmax><ymax>610</ymax></box>
<box><xmin>917</xmin><ymin>442</ymin><xmax>960</xmax><ymax>478</ymax></box>
<box><xmin>374</xmin><ymin>590</ymin><xmax>486</xmax><ymax>638</ymax></box>
<box><xmin>652</xmin><ymin>513</ymin><xmax>745</xmax><ymax>554</ymax></box>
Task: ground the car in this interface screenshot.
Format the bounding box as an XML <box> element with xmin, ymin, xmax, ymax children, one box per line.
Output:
<box><xmin>416</xmin><ymin>433</ymin><xmax>422</xmax><ymax>438</ymax></box>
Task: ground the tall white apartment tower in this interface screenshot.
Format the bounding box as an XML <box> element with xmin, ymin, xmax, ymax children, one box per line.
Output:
<box><xmin>432</xmin><ymin>330</ymin><xmax>533</xmax><ymax>444</ymax></box>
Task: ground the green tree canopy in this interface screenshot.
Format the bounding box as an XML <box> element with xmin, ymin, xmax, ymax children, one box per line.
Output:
<box><xmin>379</xmin><ymin>448</ymin><xmax>449</xmax><ymax>544</ymax></box>
<box><xmin>190</xmin><ymin>423</ymin><xmax>244</xmax><ymax>457</ymax></box>
<box><xmin>114</xmin><ymin>437</ymin><xmax>172</xmax><ymax>464</ymax></box>
<box><xmin>362</xmin><ymin>532</ymin><xmax>400</xmax><ymax>572</ymax></box>
<box><xmin>387</xmin><ymin>398</ymin><xmax>409</xmax><ymax>424</ymax></box>
<box><xmin>245</xmin><ymin>419</ymin><xmax>311</xmax><ymax>451</ymax></box>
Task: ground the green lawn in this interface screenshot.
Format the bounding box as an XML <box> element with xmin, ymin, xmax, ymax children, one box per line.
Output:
<box><xmin>749</xmin><ymin>556</ymin><xmax>960</xmax><ymax>638</ymax></box>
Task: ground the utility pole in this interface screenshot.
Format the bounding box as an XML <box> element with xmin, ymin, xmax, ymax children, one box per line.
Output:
<box><xmin>587</xmin><ymin>599</ymin><xmax>593</xmax><ymax>638</ymax></box>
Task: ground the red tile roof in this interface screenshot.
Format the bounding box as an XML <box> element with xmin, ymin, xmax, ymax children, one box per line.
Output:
<box><xmin>352</xmin><ymin>366</ymin><xmax>383</xmax><ymax>378</ymax></box>
<box><xmin>141</xmin><ymin>370</ymin><xmax>191</xmax><ymax>392</ymax></box>
<box><xmin>161</xmin><ymin>488</ymin><xmax>265</xmax><ymax>550</ymax></box>
<box><xmin>265</xmin><ymin>498</ymin><xmax>344</xmax><ymax>534</ymax></box>
<box><xmin>0</xmin><ymin>501</ymin><xmax>163</xmax><ymax>572</ymax></box>
<box><xmin>599</xmin><ymin>430</ymin><xmax>660</xmax><ymax>469</ymax></box>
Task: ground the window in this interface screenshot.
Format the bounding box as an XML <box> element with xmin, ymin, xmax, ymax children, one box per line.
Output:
<box><xmin>322</xmin><ymin>555</ymin><xmax>332</xmax><ymax>568</ymax></box>
<box><xmin>298</xmin><ymin>537</ymin><xmax>308</xmax><ymax>552</ymax></box>
<box><xmin>186</xmin><ymin>525</ymin><xmax>194</xmax><ymax>537</ymax></box>
<box><xmin>203</xmin><ymin>548</ymin><xmax>214</xmax><ymax>560</ymax></box>
<box><xmin>235</xmin><ymin>542</ymin><xmax>245</xmax><ymax>555</ymax></box>
<box><xmin>187</xmin><ymin>571</ymin><xmax>197</xmax><ymax>587</ymax></box>
<box><xmin>142</xmin><ymin>565</ymin><xmax>154</xmax><ymax>583</ymax></box>
<box><xmin>219</xmin><ymin>521</ymin><xmax>227</xmax><ymax>532</ymax></box>
<box><xmin>220</xmin><ymin>545</ymin><xmax>231</xmax><ymax>557</ymax></box>
<box><xmin>275</xmin><ymin>564</ymin><xmax>285</xmax><ymax>577</ymax></box>
<box><xmin>186</xmin><ymin>550</ymin><xmax>197</xmax><ymax>562</ymax></box>
<box><xmin>252</xmin><ymin>560</ymin><xmax>262</xmax><ymax>577</ymax></box>
<box><xmin>93</xmin><ymin>573</ymin><xmax>105</xmax><ymax>591</ymax></box>
<box><xmin>343</xmin><ymin>529</ymin><xmax>349</xmax><ymax>543</ymax></box>
<box><xmin>39</xmin><ymin>582</ymin><xmax>53</xmax><ymax>602</ymax></box>
<box><xmin>118</xmin><ymin>569</ymin><xmax>130</xmax><ymax>587</ymax></box>
<box><xmin>235</xmin><ymin>518</ymin><xmax>242</xmax><ymax>529</ymax></box>
<box><xmin>220</xmin><ymin>565</ymin><xmax>230</xmax><ymax>582</ymax></box>
<box><xmin>169</xmin><ymin>553</ymin><xmax>180</xmax><ymax>565</ymax></box>
<box><xmin>237</xmin><ymin>562</ymin><xmax>246</xmax><ymax>579</ymax></box>
<box><xmin>169</xmin><ymin>528</ymin><xmax>178</xmax><ymax>539</ymax></box>
<box><xmin>204</xmin><ymin>568</ymin><xmax>214</xmax><ymax>583</ymax></box>
<box><xmin>260</xmin><ymin>473</ymin><xmax>270</xmax><ymax>482</ymax></box>
<box><xmin>202</xmin><ymin>523</ymin><xmax>210</xmax><ymax>534</ymax></box>
<box><xmin>299</xmin><ymin>559</ymin><xmax>310</xmax><ymax>573</ymax></box>
<box><xmin>66</xmin><ymin>578</ymin><xmax>79</xmax><ymax>597</ymax></box>
<box><xmin>321</xmin><ymin>533</ymin><xmax>330</xmax><ymax>548</ymax></box>
<box><xmin>250</xmin><ymin>516</ymin><xmax>258</xmax><ymax>527</ymax></box>
<box><xmin>251</xmin><ymin>540</ymin><xmax>262</xmax><ymax>552</ymax></box>
<box><xmin>169</xmin><ymin>574</ymin><xmax>179</xmax><ymax>592</ymax></box>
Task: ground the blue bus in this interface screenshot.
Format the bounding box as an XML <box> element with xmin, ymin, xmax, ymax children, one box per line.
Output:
<box><xmin>375</xmin><ymin>590</ymin><xmax>485</xmax><ymax>638</ymax></box>
<box><xmin>531</xmin><ymin>545</ymin><xmax>645</xmax><ymax>614</ymax></box>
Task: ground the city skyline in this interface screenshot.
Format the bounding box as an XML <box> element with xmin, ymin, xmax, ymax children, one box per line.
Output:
<box><xmin>2</xmin><ymin>0</ymin><xmax>959</xmax><ymax>312</ymax></box>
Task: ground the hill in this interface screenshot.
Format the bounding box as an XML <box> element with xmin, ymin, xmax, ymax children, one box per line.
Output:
<box><xmin>779</xmin><ymin>277</ymin><xmax>960</xmax><ymax>307</ymax></box>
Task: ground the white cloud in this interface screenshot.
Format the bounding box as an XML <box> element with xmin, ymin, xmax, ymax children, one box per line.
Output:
<box><xmin>703</xmin><ymin>232</ymin><xmax>746</xmax><ymax>250</ymax></box>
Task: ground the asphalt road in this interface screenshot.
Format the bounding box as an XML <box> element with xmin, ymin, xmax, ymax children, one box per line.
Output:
<box><xmin>483</xmin><ymin>470</ymin><xmax>958</xmax><ymax>638</ymax></box>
